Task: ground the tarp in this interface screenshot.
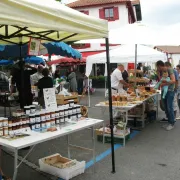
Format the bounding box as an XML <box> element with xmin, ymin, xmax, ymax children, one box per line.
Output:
<box><xmin>0</xmin><ymin>0</ymin><xmax>108</xmax><ymax>44</ymax></box>
<box><xmin>86</xmin><ymin>44</ymin><xmax>166</xmax><ymax>76</ymax></box>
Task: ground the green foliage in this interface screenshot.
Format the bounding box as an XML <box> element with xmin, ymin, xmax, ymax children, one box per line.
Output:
<box><xmin>89</xmin><ymin>76</ymin><xmax>105</xmax><ymax>80</ymax></box>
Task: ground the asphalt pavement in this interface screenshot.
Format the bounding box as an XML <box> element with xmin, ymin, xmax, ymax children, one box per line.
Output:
<box><xmin>1</xmin><ymin>89</ymin><xmax>180</xmax><ymax>180</ymax></box>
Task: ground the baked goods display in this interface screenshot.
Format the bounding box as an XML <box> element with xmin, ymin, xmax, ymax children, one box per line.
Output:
<box><xmin>128</xmin><ymin>77</ymin><xmax>150</xmax><ymax>85</ymax></box>
<box><xmin>98</xmin><ymin>86</ymin><xmax>157</xmax><ymax>107</ymax></box>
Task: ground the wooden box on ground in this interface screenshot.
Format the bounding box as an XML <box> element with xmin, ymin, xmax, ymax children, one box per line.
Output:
<box><xmin>56</xmin><ymin>95</ymin><xmax>78</xmax><ymax>105</ymax></box>
<box><xmin>44</xmin><ymin>154</ymin><xmax>76</xmax><ymax>169</ymax></box>
<box><xmin>39</xmin><ymin>154</ymin><xmax>85</xmax><ymax>180</ymax></box>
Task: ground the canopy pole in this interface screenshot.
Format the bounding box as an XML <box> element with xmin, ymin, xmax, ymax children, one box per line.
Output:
<box><xmin>19</xmin><ymin>36</ymin><xmax>25</xmax><ymax>108</ymax></box>
<box><xmin>135</xmin><ymin>44</ymin><xmax>137</xmax><ymax>86</ymax></box>
<box><xmin>105</xmin><ymin>38</ymin><xmax>116</xmax><ymax>173</ymax></box>
<box><xmin>87</xmin><ymin>77</ymin><xmax>91</xmax><ymax>107</ymax></box>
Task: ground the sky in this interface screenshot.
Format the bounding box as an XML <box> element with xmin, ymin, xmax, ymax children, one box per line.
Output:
<box><xmin>62</xmin><ymin>0</ymin><xmax>180</xmax><ymax>26</ymax></box>
<box><xmin>140</xmin><ymin>0</ymin><xmax>180</xmax><ymax>26</ymax></box>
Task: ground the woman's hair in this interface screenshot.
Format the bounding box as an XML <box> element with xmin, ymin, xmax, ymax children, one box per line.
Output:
<box><xmin>42</xmin><ymin>68</ymin><xmax>49</xmax><ymax>77</ymax></box>
<box><xmin>54</xmin><ymin>70</ymin><xmax>60</xmax><ymax>78</ymax></box>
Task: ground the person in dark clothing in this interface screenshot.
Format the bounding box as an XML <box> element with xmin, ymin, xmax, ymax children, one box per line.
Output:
<box><xmin>122</xmin><ymin>70</ymin><xmax>129</xmax><ymax>83</ymax></box>
<box><xmin>11</xmin><ymin>61</ymin><xmax>37</xmax><ymax>109</ymax></box>
<box><xmin>37</xmin><ymin>68</ymin><xmax>53</xmax><ymax>107</ymax></box>
<box><xmin>137</xmin><ymin>63</ymin><xmax>142</xmax><ymax>70</ymax></box>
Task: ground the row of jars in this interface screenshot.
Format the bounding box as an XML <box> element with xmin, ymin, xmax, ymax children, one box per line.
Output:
<box><xmin>28</xmin><ymin>104</ymin><xmax>81</xmax><ymax>122</ymax></box>
<box><xmin>0</xmin><ymin>116</ymin><xmax>30</xmax><ymax>137</ymax></box>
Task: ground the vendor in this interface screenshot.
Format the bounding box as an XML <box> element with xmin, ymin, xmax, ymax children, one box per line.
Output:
<box><xmin>30</xmin><ymin>65</ymin><xmax>44</xmax><ymax>86</ymax></box>
<box><xmin>11</xmin><ymin>61</ymin><xmax>37</xmax><ymax>109</ymax></box>
<box><xmin>37</xmin><ymin>68</ymin><xmax>53</xmax><ymax>107</ymax></box>
<box><xmin>111</xmin><ymin>64</ymin><xmax>129</xmax><ymax>94</ymax></box>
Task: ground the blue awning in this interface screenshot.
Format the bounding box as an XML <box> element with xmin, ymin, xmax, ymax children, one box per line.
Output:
<box><xmin>0</xmin><ymin>42</ymin><xmax>81</xmax><ymax>59</ymax></box>
<box><xmin>0</xmin><ymin>57</ymin><xmax>45</xmax><ymax>65</ymax></box>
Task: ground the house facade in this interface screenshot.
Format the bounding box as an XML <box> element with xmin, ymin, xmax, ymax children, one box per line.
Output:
<box><xmin>67</xmin><ymin>0</ymin><xmax>141</xmax><ymax>75</ymax></box>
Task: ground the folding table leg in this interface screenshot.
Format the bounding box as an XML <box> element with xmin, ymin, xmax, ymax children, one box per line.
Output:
<box><xmin>67</xmin><ymin>135</ymin><xmax>70</xmax><ymax>159</ymax></box>
<box><xmin>92</xmin><ymin>126</ymin><xmax>96</xmax><ymax>172</ymax></box>
<box><xmin>13</xmin><ymin>149</ymin><xmax>18</xmax><ymax>180</ymax></box>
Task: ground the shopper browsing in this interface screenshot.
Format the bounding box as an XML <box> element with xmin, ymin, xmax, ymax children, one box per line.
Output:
<box><xmin>156</xmin><ymin>60</ymin><xmax>176</xmax><ymax>130</ymax></box>
<box><xmin>154</xmin><ymin>71</ymin><xmax>170</xmax><ymax>99</ymax></box>
<box><xmin>37</xmin><ymin>68</ymin><xmax>53</xmax><ymax>107</ymax></box>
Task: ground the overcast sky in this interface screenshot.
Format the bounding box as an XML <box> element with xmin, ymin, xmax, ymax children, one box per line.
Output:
<box><xmin>141</xmin><ymin>0</ymin><xmax>180</xmax><ymax>26</ymax></box>
<box><xmin>62</xmin><ymin>0</ymin><xmax>180</xmax><ymax>26</ymax></box>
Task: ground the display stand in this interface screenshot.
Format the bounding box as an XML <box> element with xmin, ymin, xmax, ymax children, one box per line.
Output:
<box><xmin>96</xmin><ymin>93</ymin><xmax>159</xmax><ymax>145</ymax></box>
<box><xmin>0</xmin><ymin>119</ymin><xmax>104</xmax><ymax>180</ymax></box>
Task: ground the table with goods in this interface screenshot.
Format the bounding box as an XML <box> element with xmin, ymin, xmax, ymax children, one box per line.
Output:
<box><xmin>0</xmin><ymin>99</ymin><xmax>104</xmax><ymax>180</ymax></box>
<box><xmin>95</xmin><ymin>86</ymin><xmax>158</xmax><ymax>146</ymax></box>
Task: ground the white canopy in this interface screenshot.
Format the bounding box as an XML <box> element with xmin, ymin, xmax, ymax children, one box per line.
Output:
<box><xmin>86</xmin><ymin>44</ymin><xmax>166</xmax><ymax>76</ymax></box>
<box><xmin>76</xmin><ymin>22</ymin><xmax>180</xmax><ymax>45</ymax></box>
<box><xmin>0</xmin><ymin>0</ymin><xmax>108</xmax><ymax>44</ymax></box>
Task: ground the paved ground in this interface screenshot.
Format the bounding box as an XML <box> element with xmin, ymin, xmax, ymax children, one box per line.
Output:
<box><xmin>1</xmin><ymin>89</ymin><xmax>180</xmax><ymax>180</ymax></box>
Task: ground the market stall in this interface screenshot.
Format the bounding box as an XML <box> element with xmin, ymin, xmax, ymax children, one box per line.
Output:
<box><xmin>0</xmin><ymin>0</ymin><xmax>111</xmax><ymax>179</ymax></box>
<box><xmin>95</xmin><ymin>87</ymin><xmax>158</xmax><ymax>146</ymax></box>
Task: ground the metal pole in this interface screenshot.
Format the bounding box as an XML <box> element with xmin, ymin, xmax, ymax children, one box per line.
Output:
<box><xmin>105</xmin><ymin>38</ymin><xmax>116</xmax><ymax>173</ymax></box>
<box><xmin>135</xmin><ymin>44</ymin><xmax>137</xmax><ymax>86</ymax></box>
<box><xmin>19</xmin><ymin>36</ymin><xmax>25</xmax><ymax>108</ymax></box>
<box><xmin>87</xmin><ymin>77</ymin><xmax>91</xmax><ymax>107</ymax></box>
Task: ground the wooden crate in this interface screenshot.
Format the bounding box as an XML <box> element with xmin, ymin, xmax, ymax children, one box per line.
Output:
<box><xmin>56</xmin><ymin>95</ymin><xmax>78</xmax><ymax>105</ymax></box>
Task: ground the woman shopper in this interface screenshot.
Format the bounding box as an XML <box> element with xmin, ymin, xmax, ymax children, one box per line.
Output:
<box><xmin>37</xmin><ymin>68</ymin><xmax>53</xmax><ymax>107</ymax></box>
<box><xmin>68</xmin><ymin>68</ymin><xmax>77</xmax><ymax>92</ymax></box>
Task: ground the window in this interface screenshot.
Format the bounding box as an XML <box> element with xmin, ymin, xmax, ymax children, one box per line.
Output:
<box><xmin>99</xmin><ymin>7</ymin><xmax>119</xmax><ymax>21</ymax></box>
<box><xmin>105</xmin><ymin>8</ymin><xmax>114</xmax><ymax>18</ymax></box>
<box><xmin>80</xmin><ymin>10</ymin><xmax>89</xmax><ymax>15</ymax></box>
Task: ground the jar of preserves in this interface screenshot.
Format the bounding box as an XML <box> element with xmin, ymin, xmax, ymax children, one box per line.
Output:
<box><xmin>0</xmin><ymin>118</ymin><xmax>3</xmax><ymax>128</ymax></box>
<box><xmin>76</xmin><ymin>105</ymin><xmax>81</xmax><ymax>113</ymax></box>
<box><xmin>46</xmin><ymin>120</ymin><xmax>51</xmax><ymax>128</ymax></box>
<box><xmin>55</xmin><ymin>110</ymin><xmax>59</xmax><ymax>118</ymax></box>
<box><xmin>50</xmin><ymin>111</ymin><xmax>56</xmax><ymax>118</ymax></box>
<box><xmin>30</xmin><ymin>123</ymin><xmax>36</xmax><ymax>130</ymax></box>
<box><xmin>45</xmin><ymin>111</ymin><xmax>51</xmax><ymax>120</ymax></box>
<box><xmin>59</xmin><ymin>107</ymin><xmax>64</xmax><ymax>116</ymax></box>
<box><xmin>55</xmin><ymin>117</ymin><xmax>60</xmax><ymax>125</ymax></box>
<box><xmin>64</xmin><ymin>107</ymin><xmax>68</xmax><ymax>115</ymax></box>
<box><xmin>0</xmin><ymin>128</ymin><xmax>3</xmax><ymax>136</ymax></box>
<box><xmin>3</xmin><ymin>127</ymin><xmax>8</xmax><ymax>136</ymax></box>
<box><xmin>68</xmin><ymin>107</ymin><xmax>73</xmax><ymax>115</ymax></box>
<box><xmin>41</xmin><ymin>122</ymin><xmax>46</xmax><ymax>129</ymax></box>
<box><xmin>8</xmin><ymin>118</ymin><xmax>13</xmax><ymax>127</ymax></box>
<box><xmin>64</xmin><ymin>115</ymin><xmax>68</xmax><ymax>122</ymax></box>
<box><xmin>3</xmin><ymin>118</ymin><xmax>8</xmax><ymax>127</ymax></box>
<box><xmin>24</xmin><ymin>106</ymin><xmax>30</xmax><ymax>115</ymax></box>
<box><xmin>50</xmin><ymin>118</ymin><xmax>56</xmax><ymax>127</ymax></box>
<box><xmin>29</xmin><ymin>114</ymin><xmax>35</xmax><ymax>124</ymax></box>
<box><xmin>8</xmin><ymin>127</ymin><xmax>13</xmax><ymax>136</ymax></box>
<box><xmin>35</xmin><ymin>113</ymin><xmax>41</xmax><ymax>123</ymax></box>
<box><xmin>68</xmin><ymin>100</ymin><xmax>74</xmax><ymax>107</ymax></box>
<box><xmin>60</xmin><ymin>116</ymin><xmax>64</xmax><ymax>123</ymax></box>
<box><xmin>30</xmin><ymin>105</ymin><xmax>36</xmax><ymax>114</ymax></box>
<box><xmin>72</xmin><ymin>107</ymin><xmax>76</xmax><ymax>114</ymax></box>
<box><xmin>35</xmin><ymin>122</ymin><xmax>41</xmax><ymax>129</ymax></box>
<box><xmin>40</xmin><ymin>112</ymin><xmax>46</xmax><ymax>122</ymax></box>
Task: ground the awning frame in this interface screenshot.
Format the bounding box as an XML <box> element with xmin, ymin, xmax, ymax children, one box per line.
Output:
<box><xmin>0</xmin><ymin>25</ymin><xmax>78</xmax><ymax>45</ymax></box>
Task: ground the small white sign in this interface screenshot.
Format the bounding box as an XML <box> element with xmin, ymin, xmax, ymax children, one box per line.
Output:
<box><xmin>43</xmin><ymin>88</ymin><xmax>57</xmax><ymax>110</ymax></box>
<box><xmin>28</xmin><ymin>38</ymin><xmax>41</xmax><ymax>56</ymax></box>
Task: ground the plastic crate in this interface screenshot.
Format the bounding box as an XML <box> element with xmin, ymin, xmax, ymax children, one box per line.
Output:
<box><xmin>97</xmin><ymin>134</ymin><xmax>130</xmax><ymax>144</ymax></box>
<box><xmin>39</xmin><ymin>154</ymin><xmax>85</xmax><ymax>180</ymax></box>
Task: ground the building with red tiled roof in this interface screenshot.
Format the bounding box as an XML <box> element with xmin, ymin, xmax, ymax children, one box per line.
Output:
<box><xmin>67</xmin><ymin>0</ymin><xmax>142</xmax><ymax>75</ymax></box>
